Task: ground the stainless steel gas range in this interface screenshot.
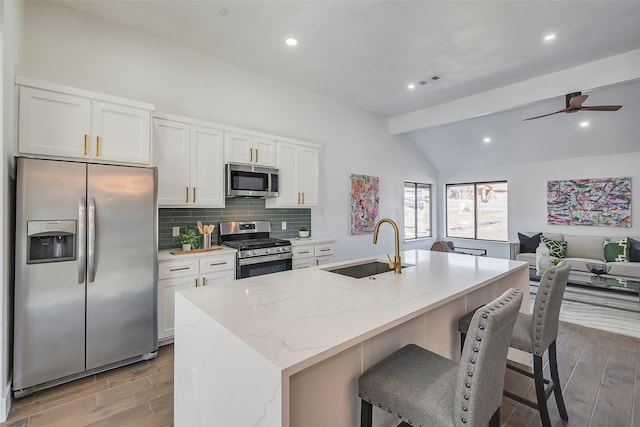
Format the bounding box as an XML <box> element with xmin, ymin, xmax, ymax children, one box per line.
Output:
<box><xmin>219</xmin><ymin>221</ymin><xmax>292</xmax><ymax>279</ymax></box>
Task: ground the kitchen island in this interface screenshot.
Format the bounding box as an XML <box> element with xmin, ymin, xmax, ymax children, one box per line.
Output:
<box><xmin>174</xmin><ymin>249</ymin><xmax>529</xmax><ymax>427</ymax></box>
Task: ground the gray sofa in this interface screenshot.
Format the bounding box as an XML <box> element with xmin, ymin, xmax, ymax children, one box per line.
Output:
<box><xmin>513</xmin><ymin>232</ymin><xmax>640</xmax><ymax>282</ymax></box>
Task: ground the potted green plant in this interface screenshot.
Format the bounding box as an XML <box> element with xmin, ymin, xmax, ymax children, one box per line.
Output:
<box><xmin>298</xmin><ymin>226</ymin><xmax>310</xmax><ymax>238</ymax></box>
<box><xmin>179</xmin><ymin>227</ymin><xmax>199</xmax><ymax>251</ymax></box>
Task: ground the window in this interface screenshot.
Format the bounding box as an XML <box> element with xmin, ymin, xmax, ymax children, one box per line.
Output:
<box><xmin>404</xmin><ymin>182</ymin><xmax>431</xmax><ymax>240</ymax></box>
<box><xmin>446</xmin><ymin>181</ymin><xmax>508</xmax><ymax>241</ymax></box>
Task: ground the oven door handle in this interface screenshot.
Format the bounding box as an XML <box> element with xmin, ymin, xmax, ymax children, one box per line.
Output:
<box><xmin>237</xmin><ymin>252</ymin><xmax>293</xmax><ymax>266</ymax></box>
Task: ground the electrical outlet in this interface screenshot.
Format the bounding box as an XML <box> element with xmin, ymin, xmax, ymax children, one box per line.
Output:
<box><xmin>172</xmin><ymin>227</ymin><xmax>180</xmax><ymax>237</ymax></box>
<box><xmin>281</xmin><ymin>221</ymin><xmax>287</xmax><ymax>230</ymax></box>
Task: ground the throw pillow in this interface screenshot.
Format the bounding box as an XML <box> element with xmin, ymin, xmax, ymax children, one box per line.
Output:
<box><xmin>629</xmin><ymin>238</ymin><xmax>640</xmax><ymax>262</ymax></box>
<box><xmin>518</xmin><ymin>232</ymin><xmax>541</xmax><ymax>253</ymax></box>
<box><xmin>603</xmin><ymin>238</ymin><xmax>628</xmax><ymax>262</ymax></box>
<box><xmin>540</xmin><ymin>235</ymin><xmax>567</xmax><ymax>258</ymax></box>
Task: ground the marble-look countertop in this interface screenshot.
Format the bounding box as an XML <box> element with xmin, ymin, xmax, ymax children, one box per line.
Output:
<box><xmin>176</xmin><ymin>249</ymin><xmax>527</xmax><ymax>375</ymax></box>
<box><xmin>289</xmin><ymin>237</ymin><xmax>336</xmax><ymax>245</ymax></box>
<box><xmin>157</xmin><ymin>247</ymin><xmax>236</xmax><ymax>262</ymax></box>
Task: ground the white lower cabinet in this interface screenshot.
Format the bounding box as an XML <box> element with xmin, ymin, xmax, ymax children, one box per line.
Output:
<box><xmin>158</xmin><ymin>251</ymin><xmax>235</xmax><ymax>342</ymax></box>
<box><xmin>291</xmin><ymin>240</ymin><xmax>335</xmax><ymax>269</ymax></box>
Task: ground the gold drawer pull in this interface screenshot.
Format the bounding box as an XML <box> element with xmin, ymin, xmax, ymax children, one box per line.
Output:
<box><xmin>298</xmin><ymin>250</ymin><xmax>311</xmax><ymax>255</ymax></box>
<box><xmin>169</xmin><ymin>266</ymin><xmax>191</xmax><ymax>272</ymax></box>
<box><xmin>208</xmin><ymin>261</ymin><xmax>227</xmax><ymax>267</ymax></box>
<box><xmin>319</xmin><ymin>248</ymin><xmax>331</xmax><ymax>252</ymax></box>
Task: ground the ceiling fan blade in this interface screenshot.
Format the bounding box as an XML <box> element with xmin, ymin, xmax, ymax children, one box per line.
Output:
<box><xmin>523</xmin><ymin>108</ymin><xmax>568</xmax><ymax>121</ymax></box>
<box><xmin>568</xmin><ymin>94</ymin><xmax>588</xmax><ymax>109</ymax></box>
<box><xmin>581</xmin><ymin>105</ymin><xmax>622</xmax><ymax>111</ymax></box>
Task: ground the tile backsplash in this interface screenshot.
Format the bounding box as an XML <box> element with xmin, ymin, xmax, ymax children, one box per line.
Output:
<box><xmin>159</xmin><ymin>198</ymin><xmax>311</xmax><ymax>250</ymax></box>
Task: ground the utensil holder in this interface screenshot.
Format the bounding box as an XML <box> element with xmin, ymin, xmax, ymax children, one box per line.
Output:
<box><xmin>203</xmin><ymin>233</ymin><xmax>212</xmax><ymax>249</ymax></box>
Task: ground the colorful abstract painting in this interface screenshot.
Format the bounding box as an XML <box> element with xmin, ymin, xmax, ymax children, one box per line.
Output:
<box><xmin>350</xmin><ymin>174</ymin><xmax>379</xmax><ymax>234</ymax></box>
<box><xmin>547</xmin><ymin>177</ymin><xmax>631</xmax><ymax>227</ymax></box>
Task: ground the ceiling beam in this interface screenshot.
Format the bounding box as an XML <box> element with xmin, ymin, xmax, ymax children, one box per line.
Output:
<box><xmin>389</xmin><ymin>49</ymin><xmax>640</xmax><ymax>135</ymax></box>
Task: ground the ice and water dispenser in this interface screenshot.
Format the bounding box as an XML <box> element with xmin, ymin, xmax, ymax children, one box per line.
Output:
<box><xmin>26</xmin><ymin>220</ymin><xmax>77</xmax><ymax>264</ymax></box>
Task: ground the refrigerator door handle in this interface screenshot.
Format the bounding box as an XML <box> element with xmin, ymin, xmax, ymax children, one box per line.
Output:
<box><xmin>78</xmin><ymin>197</ymin><xmax>86</xmax><ymax>284</ymax></box>
<box><xmin>88</xmin><ymin>196</ymin><xmax>96</xmax><ymax>283</ymax></box>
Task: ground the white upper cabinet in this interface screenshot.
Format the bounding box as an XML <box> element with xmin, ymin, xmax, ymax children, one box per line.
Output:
<box><xmin>91</xmin><ymin>102</ymin><xmax>151</xmax><ymax>164</ymax></box>
<box><xmin>224</xmin><ymin>131</ymin><xmax>276</xmax><ymax>167</ymax></box>
<box><xmin>18</xmin><ymin>87</ymin><xmax>91</xmax><ymax>159</ymax></box>
<box><xmin>17</xmin><ymin>78</ymin><xmax>153</xmax><ymax>165</ymax></box>
<box><xmin>190</xmin><ymin>125</ymin><xmax>224</xmax><ymax>207</ymax></box>
<box><xmin>266</xmin><ymin>140</ymin><xmax>320</xmax><ymax>208</ymax></box>
<box><xmin>153</xmin><ymin>115</ymin><xmax>224</xmax><ymax>208</ymax></box>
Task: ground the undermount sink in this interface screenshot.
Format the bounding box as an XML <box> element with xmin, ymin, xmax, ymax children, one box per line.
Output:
<box><xmin>324</xmin><ymin>261</ymin><xmax>412</xmax><ymax>279</ymax></box>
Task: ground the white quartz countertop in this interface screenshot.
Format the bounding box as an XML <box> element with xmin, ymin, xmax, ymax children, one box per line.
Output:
<box><xmin>177</xmin><ymin>249</ymin><xmax>527</xmax><ymax>375</ymax></box>
<box><xmin>289</xmin><ymin>237</ymin><xmax>336</xmax><ymax>245</ymax></box>
<box><xmin>158</xmin><ymin>247</ymin><xmax>236</xmax><ymax>262</ymax></box>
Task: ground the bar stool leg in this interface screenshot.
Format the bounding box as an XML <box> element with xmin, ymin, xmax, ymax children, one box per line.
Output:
<box><xmin>489</xmin><ymin>407</ymin><xmax>500</xmax><ymax>427</ymax></box>
<box><xmin>549</xmin><ymin>341</ymin><xmax>569</xmax><ymax>420</ymax></box>
<box><xmin>533</xmin><ymin>355</ymin><xmax>552</xmax><ymax>427</ymax></box>
<box><xmin>360</xmin><ymin>400</ymin><xmax>372</xmax><ymax>427</ymax></box>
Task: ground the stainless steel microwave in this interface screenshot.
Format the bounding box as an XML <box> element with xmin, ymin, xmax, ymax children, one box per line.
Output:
<box><xmin>225</xmin><ymin>163</ymin><xmax>279</xmax><ymax>198</ymax></box>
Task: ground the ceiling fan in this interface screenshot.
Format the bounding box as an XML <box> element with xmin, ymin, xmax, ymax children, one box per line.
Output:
<box><xmin>523</xmin><ymin>92</ymin><xmax>622</xmax><ymax>121</ymax></box>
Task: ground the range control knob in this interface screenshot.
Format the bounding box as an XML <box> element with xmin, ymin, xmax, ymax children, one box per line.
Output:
<box><xmin>276</xmin><ymin>247</ymin><xmax>282</xmax><ymax>253</ymax></box>
<box><xmin>252</xmin><ymin>250</ymin><xmax>258</xmax><ymax>256</ymax></box>
<box><xmin>265</xmin><ymin>248</ymin><xmax>271</xmax><ymax>254</ymax></box>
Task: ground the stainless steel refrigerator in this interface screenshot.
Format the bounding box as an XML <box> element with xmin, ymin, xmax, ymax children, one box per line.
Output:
<box><xmin>13</xmin><ymin>157</ymin><xmax>158</xmax><ymax>397</ymax></box>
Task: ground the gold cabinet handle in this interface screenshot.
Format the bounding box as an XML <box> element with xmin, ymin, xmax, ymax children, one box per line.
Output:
<box><xmin>297</xmin><ymin>192</ymin><xmax>301</xmax><ymax>204</ymax></box>
<box><xmin>83</xmin><ymin>134</ymin><xmax>88</xmax><ymax>155</ymax></box>
<box><xmin>195</xmin><ymin>278</ymin><xmax>198</xmax><ymax>287</ymax></box>
<box><xmin>202</xmin><ymin>277</ymin><xmax>207</xmax><ymax>287</ymax></box>
<box><xmin>208</xmin><ymin>261</ymin><xmax>227</xmax><ymax>267</ymax></box>
<box><xmin>185</xmin><ymin>187</ymin><xmax>189</xmax><ymax>203</ymax></box>
<box><xmin>302</xmin><ymin>192</ymin><xmax>304</xmax><ymax>204</ymax></box>
<box><xmin>96</xmin><ymin>136</ymin><xmax>100</xmax><ymax>156</ymax></box>
<box><xmin>169</xmin><ymin>266</ymin><xmax>191</xmax><ymax>272</ymax></box>
<box><xmin>193</xmin><ymin>187</ymin><xmax>196</xmax><ymax>203</ymax></box>
<box><xmin>255</xmin><ymin>149</ymin><xmax>259</xmax><ymax>163</ymax></box>
<box><xmin>250</xmin><ymin>148</ymin><xmax>254</xmax><ymax>162</ymax></box>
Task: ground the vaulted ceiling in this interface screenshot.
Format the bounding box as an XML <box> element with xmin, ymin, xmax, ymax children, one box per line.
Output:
<box><xmin>55</xmin><ymin>0</ymin><xmax>640</xmax><ymax>169</ymax></box>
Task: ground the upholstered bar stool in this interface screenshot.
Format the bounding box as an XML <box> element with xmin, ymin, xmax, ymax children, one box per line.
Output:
<box><xmin>358</xmin><ymin>288</ymin><xmax>522</xmax><ymax>427</ymax></box>
<box><xmin>458</xmin><ymin>261</ymin><xmax>571</xmax><ymax>427</ymax></box>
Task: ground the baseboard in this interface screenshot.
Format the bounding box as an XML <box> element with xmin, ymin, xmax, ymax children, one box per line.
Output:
<box><xmin>0</xmin><ymin>380</ymin><xmax>11</xmax><ymax>422</ymax></box>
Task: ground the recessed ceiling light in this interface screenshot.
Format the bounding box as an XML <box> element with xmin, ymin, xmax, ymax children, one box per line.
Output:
<box><xmin>483</xmin><ymin>137</ymin><xmax>491</xmax><ymax>143</ymax></box>
<box><xmin>544</xmin><ymin>33</ymin><xmax>556</xmax><ymax>42</ymax></box>
<box><xmin>285</xmin><ymin>38</ymin><xmax>298</xmax><ymax>46</ymax></box>
<box><xmin>580</xmin><ymin>121</ymin><xmax>590</xmax><ymax>127</ymax></box>
<box><xmin>407</xmin><ymin>83</ymin><xmax>416</xmax><ymax>90</ymax></box>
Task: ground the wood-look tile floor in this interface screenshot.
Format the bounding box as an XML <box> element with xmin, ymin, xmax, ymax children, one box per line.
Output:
<box><xmin>1</xmin><ymin>344</ymin><xmax>173</xmax><ymax>427</ymax></box>
<box><xmin>2</xmin><ymin>322</ymin><xmax>640</xmax><ymax>427</ymax></box>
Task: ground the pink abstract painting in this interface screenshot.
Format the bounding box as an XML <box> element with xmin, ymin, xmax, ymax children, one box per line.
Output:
<box><xmin>547</xmin><ymin>177</ymin><xmax>631</xmax><ymax>227</ymax></box>
<box><xmin>350</xmin><ymin>174</ymin><xmax>379</xmax><ymax>234</ymax></box>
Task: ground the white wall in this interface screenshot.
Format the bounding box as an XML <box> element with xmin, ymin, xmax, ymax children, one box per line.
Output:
<box><xmin>1</xmin><ymin>0</ymin><xmax>23</xmax><ymax>420</ymax></box>
<box><xmin>438</xmin><ymin>152</ymin><xmax>640</xmax><ymax>258</ymax></box>
<box><xmin>19</xmin><ymin>1</ymin><xmax>438</xmax><ymax>259</ymax></box>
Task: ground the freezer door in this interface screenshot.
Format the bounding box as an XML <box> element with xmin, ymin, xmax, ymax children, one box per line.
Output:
<box><xmin>13</xmin><ymin>158</ymin><xmax>87</xmax><ymax>391</ymax></box>
<box><xmin>86</xmin><ymin>163</ymin><xmax>158</xmax><ymax>369</ymax></box>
